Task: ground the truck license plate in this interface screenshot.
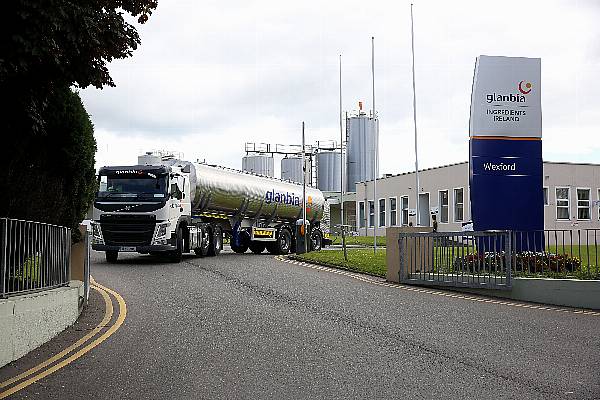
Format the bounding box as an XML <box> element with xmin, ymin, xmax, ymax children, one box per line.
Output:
<box><xmin>119</xmin><ymin>246</ymin><xmax>136</xmax><ymax>251</ymax></box>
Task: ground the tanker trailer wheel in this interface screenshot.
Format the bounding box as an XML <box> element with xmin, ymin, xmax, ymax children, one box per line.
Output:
<box><xmin>105</xmin><ymin>250</ymin><xmax>118</xmax><ymax>263</ymax></box>
<box><xmin>169</xmin><ymin>227</ymin><xmax>184</xmax><ymax>262</ymax></box>
<box><xmin>231</xmin><ymin>230</ymin><xmax>250</xmax><ymax>254</ymax></box>
<box><xmin>249</xmin><ymin>241</ymin><xmax>266</xmax><ymax>254</ymax></box>
<box><xmin>207</xmin><ymin>226</ymin><xmax>223</xmax><ymax>256</ymax></box>
<box><xmin>194</xmin><ymin>227</ymin><xmax>211</xmax><ymax>257</ymax></box>
<box><xmin>310</xmin><ymin>230</ymin><xmax>323</xmax><ymax>251</ymax></box>
<box><xmin>267</xmin><ymin>228</ymin><xmax>291</xmax><ymax>255</ymax></box>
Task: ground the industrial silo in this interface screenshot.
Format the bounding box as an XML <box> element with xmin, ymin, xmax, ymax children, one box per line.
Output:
<box><xmin>281</xmin><ymin>156</ymin><xmax>303</xmax><ymax>183</ymax></box>
<box><xmin>138</xmin><ymin>152</ymin><xmax>161</xmax><ymax>166</ymax></box>
<box><xmin>281</xmin><ymin>156</ymin><xmax>313</xmax><ymax>185</ymax></box>
<box><xmin>242</xmin><ymin>154</ymin><xmax>274</xmax><ymax>177</ymax></box>
<box><xmin>317</xmin><ymin>151</ymin><xmax>342</xmax><ymax>192</ymax></box>
<box><xmin>346</xmin><ymin>112</ymin><xmax>378</xmax><ymax>192</ymax></box>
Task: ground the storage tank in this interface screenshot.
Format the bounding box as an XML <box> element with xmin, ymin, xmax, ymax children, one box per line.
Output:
<box><xmin>138</xmin><ymin>152</ymin><xmax>161</xmax><ymax>166</ymax></box>
<box><xmin>317</xmin><ymin>151</ymin><xmax>342</xmax><ymax>192</ymax></box>
<box><xmin>192</xmin><ymin>163</ymin><xmax>325</xmax><ymax>223</ymax></box>
<box><xmin>281</xmin><ymin>156</ymin><xmax>303</xmax><ymax>183</ymax></box>
<box><xmin>346</xmin><ymin>113</ymin><xmax>378</xmax><ymax>192</ymax></box>
<box><xmin>281</xmin><ymin>156</ymin><xmax>313</xmax><ymax>184</ymax></box>
<box><xmin>242</xmin><ymin>154</ymin><xmax>274</xmax><ymax>177</ymax></box>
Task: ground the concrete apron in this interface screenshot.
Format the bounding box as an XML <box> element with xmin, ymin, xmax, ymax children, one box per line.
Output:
<box><xmin>0</xmin><ymin>281</ymin><xmax>84</xmax><ymax>368</ymax></box>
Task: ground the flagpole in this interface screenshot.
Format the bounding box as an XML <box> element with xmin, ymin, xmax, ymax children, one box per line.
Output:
<box><xmin>410</xmin><ymin>4</ymin><xmax>421</xmax><ymax>226</ymax></box>
<box><xmin>371</xmin><ymin>36</ymin><xmax>378</xmax><ymax>254</ymax></box>
<box><xmin>302</xmin><ymin>121</ymin><xmax>307</xmax><ymax>253</ymax></box>
<box><xmin>339</xmin><ymin>54</ymin><xmax>348</xmax><ymax>261</ymax></box>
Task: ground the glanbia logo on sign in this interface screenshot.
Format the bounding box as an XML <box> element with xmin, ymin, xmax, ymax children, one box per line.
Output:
<box><xmin>518</xmin><ymin>80</ymin><xmax>532</xmax><ymax>94</ymax></box>
<box><xmin>469</xmin><ymin>56</ymin><xmax>541</xmax><ymax>138</ymax></box>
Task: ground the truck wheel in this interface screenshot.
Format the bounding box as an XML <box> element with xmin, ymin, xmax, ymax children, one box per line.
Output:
<box><xmin>207</xmin><ymin>226</ymin><xmax>222</xmax><ymax>257</ymax></box>
<box><xmin>268</xmin><ymin>228</ymin><xmax>291</xmax><ymax>255</ymax></box>
<box><xmin>249</xmin><ymin>241</ymin><xmax>266</xmax><ymax>254</ymax></box>
<box><xmin>194</xmin><ymin>227</ymin><xmax>211</xmax><ymax>257</ymax></box>
<box><xmin>105</xmin><ymin>251</ymin><xmax>118</xmax><ymax>263</ymax></box>
<box><xmin>310</xmin><ymin>230</ymin><xmax>323</xmax><ymax>251</ymax></box>
<box><xmin>169</xmin><ymin>227</ymin><xmax>183</xmax><ymax>262</ymax></box>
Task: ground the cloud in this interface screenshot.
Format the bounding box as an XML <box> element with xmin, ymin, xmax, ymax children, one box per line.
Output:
<box><xmin>82</xmin><ymin>0</ymin><xmax>600</xmax><ymax>176</ymax></box>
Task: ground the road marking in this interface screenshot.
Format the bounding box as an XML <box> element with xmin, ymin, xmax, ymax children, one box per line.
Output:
<box><xmin>275</xmin><ymin>256</ymin><xmax>600</xmax><ymax>317</ymax></box>
<box><xmin>0</xmin><ymin>286</ymin><xmax>113</xmax><ymax>390</ymax></box>
<box><xmin>0</xmin><ymin>279</ymin><xmax>127</xmax><ymax>399</ymax></box>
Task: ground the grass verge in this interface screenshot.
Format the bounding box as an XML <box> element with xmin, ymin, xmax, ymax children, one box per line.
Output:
<box><xmin>292</xmin><ymin>248</ymin><xmax>386</xmax><ymax>277</ymax></box>
<box><xmin>328</xmin><ymin>235</ymin><xmax>387</xmax><ymax>247</ymax></box>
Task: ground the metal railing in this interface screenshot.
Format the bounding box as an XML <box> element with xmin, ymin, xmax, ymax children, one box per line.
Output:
<box><xmin>399</xmin><ymin>231</ymin><xmax>512</xmax><ymax>290</ymax></box>
<box><xmin>1</xmin><ymin>218</ymin><xmax>71</xmax><ymax>298</ymax></box>
<box><xmin>511</xmin><ymin>229</ymin><xmax>600</xmax><ymax>279</ymax></box>
<box><xmin>398</xmin><ymin>229</ymin><xmax>600</xmax><ymax>291</ymax></box>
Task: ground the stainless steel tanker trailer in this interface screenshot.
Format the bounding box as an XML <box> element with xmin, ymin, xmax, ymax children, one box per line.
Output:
<box><xmin>91</xmin><ymin>157</ymin><xmax>327</xmax><ymax>262</ymax></box>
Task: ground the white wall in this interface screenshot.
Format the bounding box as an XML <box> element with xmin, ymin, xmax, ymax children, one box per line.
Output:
<box><xmin>356</xmin><ymin>162</ymin><xmax>600</xmax><ymax>236</ymax></box>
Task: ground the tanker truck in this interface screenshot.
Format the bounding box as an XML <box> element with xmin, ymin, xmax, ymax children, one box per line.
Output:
<box><xmin>90</xmin><ymin>156</ymin><xmax>326</xmax><ymax>263</ymax></box>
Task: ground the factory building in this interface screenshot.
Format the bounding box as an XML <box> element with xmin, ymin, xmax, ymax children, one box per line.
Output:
<box><xmin>356</xmin><ymin>161</ymin><xmax>600</xmax><ymax>236</ymax></box>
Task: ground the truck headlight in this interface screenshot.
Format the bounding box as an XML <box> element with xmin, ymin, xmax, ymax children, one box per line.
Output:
<box><xmin>155</xmin><ymin>223</ymin><xmax>168</xmax><ymax>238</ymax></box>
<box><xmin>91</xmin><ymin>222</ymin><xmax>104</xmax><ymax>245</ymax></box>
<box><xmin>152</xmin><ymin>222</ymin><xmax>171</xmax><ymax>245</ymax></box>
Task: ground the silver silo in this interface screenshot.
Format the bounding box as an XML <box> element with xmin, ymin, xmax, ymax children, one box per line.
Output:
<box><xmin>281</xmin><ymin>156</ymin><xmax>303</xmax><ymax>183</ymax></box>
<box><xmin>346</xmin><ymin>113</ymin><xmax>378</xmax><ymax>192</ymax></box>
<box><xmin>242</xmin><ymin>154</ymin><xmax>274</xmax><ymax>177</ymax></box>
<box><xmin>137</xmin><ymin>152</ymin><xmax>161</xmax><ymax>166</ymax></box>
<box><xmin>317</xmin><ymin>151</ymin><xmax>342</xmax><ymax>192</ymax></box>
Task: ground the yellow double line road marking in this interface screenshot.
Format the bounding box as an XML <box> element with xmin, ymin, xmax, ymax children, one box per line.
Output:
<box><xmin>0</xmin><ymin>278</ymin><xmax>127</xmax><ymax>399</ymax></box>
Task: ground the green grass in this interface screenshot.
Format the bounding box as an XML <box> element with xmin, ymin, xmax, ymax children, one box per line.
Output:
<box><xmin>547</xmin><ymin>245</ymin><xmax>599</xmax><ymax>268</ymax></box>
<box><xmin>293</xmin><ymin>248</ymin><xmax>386</xmax><ymax>277</ymax></box>
<box><xmin>294</xmin><ymin>244</ymin><xmax>600</xmax><ymax>280</ymax></box>
<box><xmin>328</xmin><ymin>235</ymin><xmax>387</xmax><ymax>247</ymax></box>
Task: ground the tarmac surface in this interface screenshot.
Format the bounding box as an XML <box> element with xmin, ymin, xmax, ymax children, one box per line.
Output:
<box><xmin>1</xmin><ymin>248</ymin><xmax>599</xmax><ymax>399</ymax></box>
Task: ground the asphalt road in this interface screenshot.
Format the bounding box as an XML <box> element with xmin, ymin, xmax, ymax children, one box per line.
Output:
<box><xmin>2</xmin><ymin>248</ymin><xmax>600</xmax><ymax>399</ymax></box>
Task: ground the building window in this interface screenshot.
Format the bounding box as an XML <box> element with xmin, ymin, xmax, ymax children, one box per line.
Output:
<box><xmin>401</xmin><ymin>196</ymin><xmax>409</xmax><ymax>225</ymax></box>
<box><xmin>453</xmin><ymin>188</ymin><xmax>464</xmax><ymax>222</ymax></box>
<box><xmin>577</xmin><ymin>188</ymin><xmax>590</xmax><ymax>220</ymax></box>
<box><xmin>368</xmin><ymin>201</ymin><xmax>374</xmax><ymax>227</ymax></box>
<box><xmin>438</xmin><ymin>190</ymin><xmax>449</xmax><ymax>223</ymax></box>
<box><xmin>543</xmin><ymin>187</ymin><xmax>549</xmax><ymax>206</ymax></box>
<box><xmin>556</xmin><ymin>187</ymin><xmax>570</xmax><ymax>220</ymax></box>
<box><xmin>389</xmin><ymin>197</ymin><xmax>397</xmax><ymax>226</ymax></box>
<box><xmin>358</xmin><ymin>201</ymin><xmax>365</xmax><ymax>228</ymax></box>
<box><xmin>378</xmin><ymin>199</ymin><xmax>386</xmax><ymax>227</ymax></box>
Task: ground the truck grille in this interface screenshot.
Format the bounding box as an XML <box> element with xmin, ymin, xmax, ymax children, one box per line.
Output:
<box><xmin>100</xmin><ymin>215</ymin><xmax>156</xmax><ymax>246</ymax></box>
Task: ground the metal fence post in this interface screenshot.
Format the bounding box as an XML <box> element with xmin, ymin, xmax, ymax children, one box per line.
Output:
<box><xmin>67</xmin><ymin>228</ymin><xmax>72</xmax><ymax>285</ymax></box>
<box><xmin>84</xmin><ymin>230</ymin><xmax>90</xmax><ymax>304</ymax></box>
<box><xmin>506</xmin><ymin>231</ymin><xmax>512</xmax><ymax>288</ymax></box>
<box><xmin>1</xmin><ymin>219</ymin><xmax>7</xmax><ymax>298</ymax></box>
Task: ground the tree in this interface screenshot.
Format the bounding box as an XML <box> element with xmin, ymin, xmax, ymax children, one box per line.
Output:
<box><xmin>0</xmin><ymin>0</ymin><xmax>158</xmax><ymax>134</ymax></box>
<box><xmin>2</xmin><ymin>86</ymin><xmax>97</xmax><ymax>240</ymax></box>
<box><xmin>0</xmin><ymin>0</ymin><xmax>157</xmax><ymax>237</ymax></box>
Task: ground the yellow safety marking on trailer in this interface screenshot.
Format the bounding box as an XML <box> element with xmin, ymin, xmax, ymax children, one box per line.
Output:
<box><xmin>0</xmin><ymin>278</ymin><xmax>127</xmax><ymax>399</ymax></box>
<box><xmin>275</xmin><ymin>256</ymin><xmax>600</xmax><ymax>318</ymax></box>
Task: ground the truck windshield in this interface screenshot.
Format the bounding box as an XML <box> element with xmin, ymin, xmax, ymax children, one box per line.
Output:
<box><xmin>97</xmin><ymin>176</ymin><xmax>167</xmax><ymax>198</ymax></box>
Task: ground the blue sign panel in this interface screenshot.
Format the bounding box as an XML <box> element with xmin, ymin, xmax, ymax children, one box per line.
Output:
<box><xmin>470</xmin><ymin>138</ymin><xmax>544</xmax><ymax>250</ymax></box>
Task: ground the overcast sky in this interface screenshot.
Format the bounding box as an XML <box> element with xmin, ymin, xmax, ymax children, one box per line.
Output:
<box><xmin>81</xmin><ymin>0</ymin><xmax>600</xmax><ymax>176</ymax></box>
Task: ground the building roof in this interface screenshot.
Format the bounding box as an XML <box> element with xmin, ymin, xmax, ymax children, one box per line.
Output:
<box><xmin>359</xmin><ymin>160</ymin><xmax>600</xmax><ymax>184</ymax></box>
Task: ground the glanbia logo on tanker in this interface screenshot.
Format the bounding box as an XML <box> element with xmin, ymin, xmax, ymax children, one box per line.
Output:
<box><xmin>265</xmin><ymin>189</ymin><xmax>301</xmax><ymax>206</ymax></box>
